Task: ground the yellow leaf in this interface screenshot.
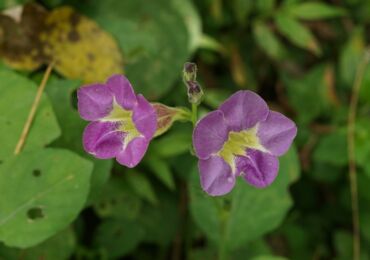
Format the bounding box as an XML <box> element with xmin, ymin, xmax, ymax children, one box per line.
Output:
<box><xmin>41</xmin><ymin>6</ymin><xmax>123</xmax><ymax>83</ymax></box>
<box><xmin>0</xmin><ymin>3</ymin><xmax>124</xmax><ymax>83</ymax></box>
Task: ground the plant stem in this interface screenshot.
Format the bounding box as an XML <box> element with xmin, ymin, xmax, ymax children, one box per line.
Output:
<box><xmin>14</xmin><ymin>62</ymin><xmax>54</xmax><ymax>155</ymax></box>
<box><xmin>191</xmin><ymin>103</ymin><xmax>198</xmax><ymax>126</ymax></box>
<box><xmin>347</xmin><ymin>48</ymin><xmax>370</xmax><ymax>260</ymax></box>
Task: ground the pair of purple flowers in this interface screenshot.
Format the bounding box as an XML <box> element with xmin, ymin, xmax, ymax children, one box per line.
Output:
<box><xmin>78</xmin><ymin>74</ymin><xmax>297</xmax><ymax>196</ymax></box>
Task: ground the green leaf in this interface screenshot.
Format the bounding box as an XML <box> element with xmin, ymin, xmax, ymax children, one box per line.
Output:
<box><xmin>339</xmin><ymin>28</ymin><xmax>365</xmax><ymax>89</ymax></box>
<box><xmin>138</xmin><ymin>191</ymin><xmax>179</xmax><ymax>246</ymax></box>
<box><xmin>359</xmin><ymin>64</ymin><xmax>370</xmax><ymax>103</ymax></box>
<box><xmin>275</xmin><ymin>14</ymin><xmax>321</xmax><ymax>55</ymax></box>
<box><xmin>86</xmin><ymin>160</ymin><xmax>112</xmax><ymax>205</ymax></box>
<box><xmin>93</xmin><ymin>178</ymin><xmax>142</xmax><ymax>219</ymax></box>
<box><xmin>94</xmin><ymin>218</ymin><xmax>145</xmax><ymax>259</ymax></box>
<box><xmin>232</xmin><ymin>0</ymin><xmax>254</xmax><ymax>24</ymax></box>
<box><xmin>125</xmin><ymin>171</ymin><xmax>158</xmax><ymax>205</ymax></box>
<box><xmin>0</xmin><ymin>228</ymin><xmax>76</xmax><ymax>260</ymax></box>
<box><xmin>251</xmin><ymin>256</ymin><xmax>288</xmax><ymax>260</ymax></box>
<box><xmin>355</xmin><ymin>118</ymin><xmax>370</xmax><ymax>177</ymax></box>
<box><xmin>253</xmin><ymin>22</ymin><xmax>286</xmax><ymax>60</ymax></box>
<box><xmin>282</xmin><ymin>64</ymin><xmax>333</xmax><ymax>124</ymax></box>
<box><xmin>0</xmin><ymin>69</ymin><xmax>60</xmax><ymax>162</ymax></box>
<box><xmin>333</xmin><ymin>231</ymin><xmax>353</xmax><ymax>260</ymax></box>
<box><xmin>71</xmin><ymin>0</ymin><xmax>192</xmax><ymax>99</ymax></box>
<box><xmin>171</xmin><ymin>0</ymin><xmax>202</xmax><ymax>51</ymax></box>
<box><xmin>189</xmin><ymin>146</ymin><xmax>300</xmax><ymax>253</ymax></box>
<box><xmin>45</xmin><ymin>77</ymin><xmax>112</xmax><ymax>205</ymax></box>
<box><xmin>286</xmin><ymin>2</ymin><xmax>346</xmax><ymax>20</ymax></box>
<box><xmin>256</xmin><ymin>0</ymin><xmax>275</xmax><ymax>13</ymax></box>
<box><xmin>313</xmin><ymin>129</ymin><xmax>348</xmax><ymax>166</ymax></box>
<box><xmin>150</xmin><ymin>130</ymin><xmax>192</xmax><ymax>158</ymax></box>
<box><xmin>0</xmin><ymin>148</ymin><xmax>92</xmax><ymax>248</ymax></box>
<box><xmin>145</xmin><ymin>155</ymin><xmax>175</xmax><ymax>190</ymax></box>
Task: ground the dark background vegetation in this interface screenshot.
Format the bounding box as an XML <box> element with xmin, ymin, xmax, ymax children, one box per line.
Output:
<box><xmin>0</xmin><ymin>0</ymin><xmax>370</xmax><ymax>259</ymax></box>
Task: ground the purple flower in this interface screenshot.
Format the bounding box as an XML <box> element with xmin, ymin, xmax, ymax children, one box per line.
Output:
<box><xmin>193</xmin><ymin>90</ymin><xmax>297</xmax><ymax>196</ymax></box>
<box><xmin>77</xmin><ymin>75</ymin><xmax>157</xmax><ymax>168</ymax></box>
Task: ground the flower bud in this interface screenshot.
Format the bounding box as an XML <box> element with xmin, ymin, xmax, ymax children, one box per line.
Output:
<box><xmin>183</xmin><ymin>62</ymin><xmax>203</xmax><ymax>105</ymax></box>
<box><xmin>187</xmin><ymin>81</ymin><xmax>203</xmax><ymax>105</ymax></box>
<box><xmin>183</xmin><ymin>62</ymin><xmax>197</xmax><ymax>82</ymax></box>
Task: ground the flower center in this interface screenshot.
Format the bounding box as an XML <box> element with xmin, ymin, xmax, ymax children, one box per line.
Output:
<box><xmin>218</xmin><ymin>125</ymin><xmax>266</xmax><ymax>174</ymax></box>
<box><xmin>102</xmin><ymin>101</ymin><xmax>141</xmax><ymax>148</ymax></box>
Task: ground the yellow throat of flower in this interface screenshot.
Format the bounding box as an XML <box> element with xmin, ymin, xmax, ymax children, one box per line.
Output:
<box><xmin>102</xmin><ymin>101</ymin><xmax>141</xmax><ymax>148</ymax></box>
<box><xmin>217</xmin><ymin>125</ymin><xmax>266</xmax><ymax>174</ymax></box>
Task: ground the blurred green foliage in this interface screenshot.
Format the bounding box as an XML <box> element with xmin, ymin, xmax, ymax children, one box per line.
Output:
<box><xmin>0</xmin><ymin>0</ymin><xmax>370</xmax><ymax>259</ymax></box>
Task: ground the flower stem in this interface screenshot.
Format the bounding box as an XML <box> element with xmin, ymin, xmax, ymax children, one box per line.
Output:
<box><xmin>347</xmin><ymin>48</ymin><xmax>370</xmax><ymax>260</ymax></box>
<box><xmin>191</xmin><ymin>103</ymin><xmax>198</xmax><ymax>126</ymax></box>
<box><xmin>14</xmin><ymin>62</ymin><xmax>54</xmax><ymax>155</ymax></box>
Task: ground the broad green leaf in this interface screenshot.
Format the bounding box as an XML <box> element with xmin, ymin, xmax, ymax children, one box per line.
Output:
<box><xmin>286</xmin><ymin>2</ymin><xmax>346</xmax><ymax>20</ymax></box>
<box><xmin>311</xmin><ymin>162</ymin><xmax>342</xmax><ymax>183</ymax></box>
<box><xmin>138</xmin><ymin>190</ymin><xmax>179</xmax><ymax>246</ymax></box>
<box><xmin>93</xmin><ymin>177</ymin><xmax>142</xmax><ymax>219</ymax></box>
<box><xmin>94</xmin><ymin>218</ymin><xmax>145</xmax><ymax>259</ymax></box>
<box><xmin>203</xmin><ymin>88</ymin><xmax>234</xmax><ymax>109</ymax></box>
<box><xmin>189</xmin><ymin>146</ymin><xmax>300</xmax><ymax>253</ymax></box>
<box><xmin>360</xmin><ymin>211</ymin><xmax>370</xmax><ymax>245</ymax></box>
<box><xmin>0</xmin><ymin>0</ymin><xmax>27</xmax><ymax>9</ymax></box>
<box><xmin>333</xmin><ymin>231</ymin><xmax>353</xmax><ymax>260</ymax></box>
<box><xmin>125</xmin><ymin>171</ymin><xmax>158</xmax><ymax>205</ymax></box>
<box><xmin>171</xmin><ymin>0</ymin><xmax>202</xmax><ymax>51</ymax></box>
<box><xmin>313</xmin><ymin>129</ymin><xmax>348</xmax><ymax>166</ymax></box>
<box><xmin>275</xmin><ymin>14</ymin><xmax>321</xmax><ymax>55</ymax></box>
<box><xmin>280</xmin><ymin>223</ymin><xmax>312</xmax><ymax>259</ymax></box>
<box><xmin>252</xmin><ymin>256</ymin><xmax>288</xmax><ymax>260</ymax></box>
<box><xmin>232</xmin><ymin>0</ymin><xmax>254</xmax><ymax>24</ymax></box>
<box><xmin>0</xmin><ymin>228</ymin><xmax>76</xmax><ymax>260</ymax></box>
<box><xmin>0</xmin><ymin>69</ymin><xmax>60</xmax><ymax>162</ymax></box>
<box><xmin>256</xmin><ymin>0</ymin><xmax>275</xmax><ymax>13</ymax></box>
<box><xmin>71</xmin><ymin>0</ymin><xmax>191</xmax><ymax>99</ymax></box>
<box><xmin>282</xmin><ymin>64</ymin><xmax>333</xmax><ymax>124</ymax></box>
<box><xmin>150</xmin><ymin>130</ymin><xmax>192</xmax><ymax>158</ymax></box>
<box><xmin>355</xmin><ymin>118</ymin><xmax>370</xmax><ymax>177</ymax></box>
<box><xmin>144</xmin><ymin>155</ymin><xmax>175</xmax><ymax>190</ymax></box>
<box><xmin>45</xmin><ymin>77</ymin><xmax>112</xmax><ymax>205</ymax></box>
<box><xmin>339</xmin><ymin>28</ymin><xmax>365</xmax><ymax>89</ymax></box>
<box><xmin>359</xmin><ymin>64</ymin><xmax>370</xmax><ymax>103</ymax></box>
<box><xmin>253</xmin><ymin>22</ymin><xmax>286</xmax><ymax>60</ymax></box>
<box><xmin>0</xmin><ymin>148</ymin><xmax>92</xmax><ymax>248</ymax></box>
<box><xmin>231</xmin><ymin>239</ymin><xmax>272</xmax><ymax>259</ymax></box>
<box><xmin>86</xmin><ymin>160</ymin><xmax>112</xmax><ymax>205</ymax></box>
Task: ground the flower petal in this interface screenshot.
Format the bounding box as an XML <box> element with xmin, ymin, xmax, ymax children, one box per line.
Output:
<box><xmin>237</xmin><ymin>149</ymin><xmax>279</xmax><ymax>188</ymax></box>
<box><xmin>78</xmin><ymin>84</ymin><xmax>113</xmax><ymax>121</ymax></box>
<box><xmin>83</xmin><ymin>121</ymin><xmax>123</xmax><ymax>159</ymax></box>
<box><xmin>199</xmin><ymin>156</ymin><xmax>235</xmax><ymax>196</ymax></box>
<box><xmin>116</xmin><ymin>137</ymin><xmax>149</xmax><ymax>168</ymax></box>
<box><xmin>219</xmin><ymin>90</ymin><xmax>269</xmax><ymax>131</ymax></box>
<box><xmin>257</xmin><ymin>111</ymin><xmax>297</xmax><ymax>156</ymax></box>
<box><xmin>133</xmin><ymin>94</ymin><xmax>157</xmax><ymax>139</ymax></box>
<box><xmin>106</xmin><ymin>74</ymin><xmax>137</xmax><ymax>110</ymax></box>
<box><xmin>193</xmin><ymin>110</ymin><xmax>229</xmax><ymax>160</ymax></box>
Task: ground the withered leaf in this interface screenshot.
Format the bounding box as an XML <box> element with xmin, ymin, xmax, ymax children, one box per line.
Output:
<box><xmin>0</xmin><ymin>4</ymin><xmax>46</xmax><ymax>70</ymax></box>
<box><xmin>0</xmin><ymin>3</ymin><xmax>123</xmax><ymax>83</ymax></box>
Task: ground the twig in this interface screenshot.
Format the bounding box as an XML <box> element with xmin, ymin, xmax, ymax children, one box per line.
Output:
<box><xmin>14</xmin><ymin>62</ymin><xmax>54</xmax><ymax>155</ymax></box>
<box><xmin>347</xmin><ymin>49</ymin><xmax>370</xmax><ymax>260</ymax></box>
